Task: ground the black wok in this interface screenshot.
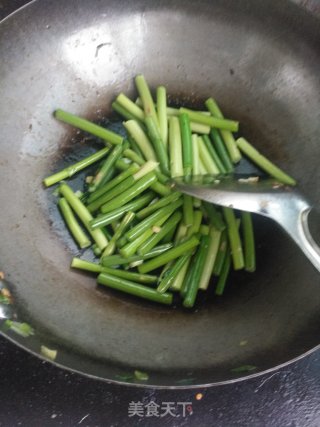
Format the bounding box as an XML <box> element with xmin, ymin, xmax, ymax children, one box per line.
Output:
<box><xmin>0</xmin><ymin>0</ymin><xmax>320</xmax><ymax>387</ymax></box>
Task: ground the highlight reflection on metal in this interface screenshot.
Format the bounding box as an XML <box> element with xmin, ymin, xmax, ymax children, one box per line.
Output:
<box><xmin>0</xmin><ymin>279</ymin><xmax>14</xmax><ymax>321</ymax></box>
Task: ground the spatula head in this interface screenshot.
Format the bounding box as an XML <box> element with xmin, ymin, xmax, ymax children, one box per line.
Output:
<box><xmin>173</xmin><ymin>174</ymin><xmax>292</xmax><ymax>215</ymax></box>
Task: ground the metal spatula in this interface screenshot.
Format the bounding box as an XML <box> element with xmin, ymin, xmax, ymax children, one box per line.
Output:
<box><xmin>173</xmin><ymin>175</ymin><xmax>320</xmax><ymax>272</ymax></box>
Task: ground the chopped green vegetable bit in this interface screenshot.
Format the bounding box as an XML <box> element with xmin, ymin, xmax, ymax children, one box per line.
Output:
<box><xmin>0</xmin><ymin>295</ymin><xmax>11</xmax><ymax>305</ymax></box>
<box><xmin>115</xmin><ymin>370</ymin><xmax>149</xmax><ymax>382</ymax></box>
<box><xmin>134</xmin><ymin>370</ymin><xmax>149</xmax><ymax>381</ymax></box>
<box><xmin>5</xmin><ymin>320</ymin><xmax>35</xmax><ymax>338</ymax></box>
<box><xmin>55</xmin><ymin>109</ymin><xmax>123</xmax><ymax>145</ymax></box>
<box><xmin>97</xmin><ymin>273</ymin><xmax>173</xmax><ymax>305</ymax></box>
<box><xmin>236</xmin><ymin>137</ymin><xmax>296</xmax><ymax>185</ymax></box>
<box><xmin>40</xmin><ymin>345</ymin><xmax>58</xmax><ymax>361</ymax></box>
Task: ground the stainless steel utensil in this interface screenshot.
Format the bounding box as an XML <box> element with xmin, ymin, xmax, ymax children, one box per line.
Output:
<box><xmin>174</xmin><ymin>175</ymin><xmax>320</xmax><ymax>273</ymax></box>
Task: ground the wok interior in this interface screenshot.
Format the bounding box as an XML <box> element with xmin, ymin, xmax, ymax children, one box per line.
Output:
<box><xmin>0</xmin><ymin>0</ymin><xmax>320</xmax><ymax>386</ymax></box>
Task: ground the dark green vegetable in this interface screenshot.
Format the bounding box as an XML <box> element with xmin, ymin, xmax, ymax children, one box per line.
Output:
<box><xmin>100</xmin><ymin>172</ymin><xmax>157</xmax><ymax>214</ymax></box>
<box><xmin>209</xmin><ymin>129</ymin><xmax>234</xmax><ymax>173</ymax></box>
<box><xmin>43</xmin><ymin>146</ymin><xmax>110</xmax><ymax>187</ymax></box>
<box><xmin>88</xmin><ymin>143</ymin><xmax>124</xmax><ymax>193</ymax></box>
<box><xmin>198</xmin><ymin>136</ymin><xmax>220</xmax><ymax>174</ymax></box>
<box><xmin>138</xmin><ymin>211</ymin><xmax>182</xmax><ymax>255</ymax></box>
<box><xmin>125</xmin><ymin>199</ymin><xmax>183</xmax><ymax>241</ymax></box>
<box><xmin>202</xmin><ymin>134</ymin><xmax>227</xmax><ymax>174</ymax></box>
<box><xmin>55</xmin><ymin>109</ymin><xmax>123</xmax><ymax>145</ymax></box>
<box><xmin>170</xmin><ymin>256</ymin><xmax>192</xmax><ymax>292</ymax></box>
<box><xmin>138</xmin><ymin>235</ymin><xmax>200</xmax><ymax>274</ymax></box>
<box><xmin>215</xmin><ymin>253</ymin><xmax>231</xmax><ymax>296</ymax></box>
<box><xmin>180</xmin><ymin>107</ymin><xmax>239</xmax><ymax>132</ymax></box>
<box><xmin>100</xmin><ymin>243</ymin><xmax>174</xmax><ymax>267</ymax></box>
<box><xmin>59</xmin><ymin>182</ymin><xmax>108</xmax><ymax>251</ymax></box>
<box><xmin>237</xmin><ymin>137</ymin><xmax>296</xmax><ymax>185</ymax></box>
<box><xmin>213</xmin><ymin>230</ymin><xmax>228</xmax><ymax>276</ymax></box>
<box><xmin>58</xmin><ymin>197</ymin><xmax>91</xmax><ymax>249</ymax></box>
<box><xmin>182</xmin><ymin>235</ymin><xmax>210</xmax><ymax>307</ymax></box>
<box><xmin>183</xmin><ymin>195</ymin><xmax>194</xmax><ymax>227</ymax></box>
<box><xmin>120</xmin><ymin>210</ymin><xmax>173</xmax><ymax>258</ymax></box>
<box><xmin>149</xmin><ymin>180</ymin><xmax>172</xmax><ymax>197</ymax></box>
<box><xmin>199</xmin><ymin>227</ymin><xmax>222</xmax><ymax>290</ymax></box>
<box><xmin>89</xmin><ymin>192</ymin><xmax>154</xmax><ymax>229</ymax></box>
<box><xmin>136</xmin><ymin>192</ymin><xmax>181</xmax><ymax>220</ymax></box>
<box><xmin>123</xmin><ymin>120</ymin><xmax>157</xmax><ymax>162</ymax></box>
<box><xmin>71</xmin><ymin>257</ymin><xmax>157</xmax><ymax>284</ymax></box>
<box><xmin>222</xmin><ymin>207</ymin><xmax>244</xmax><ymax>270</ymax></box>
<box><xmin>88</xmin><ymin>161</ymin><xmax>158</xmax><ymax>212</ymax></box>
<box><xmin>157</xmin><ymin>252</ymin><xmax>192</xmax><ymax>293</ymax></box>
<box><xmin>86</xmin><ymin>164</ymin><xmax>140</xmax><ymax>205</ymax></box>
<box><xmin>123</xmin><ymin>148</ymin><xmax>145</xmax><ymax>166</ymax></box>
<box><xmin>179</xmin><ymin>113</ymin><xmax>193</xmax><ymax>177</ymax></box>
<box><xmin>123</xmin><ymin>148</ymin><xmax>169</xmax><ymax>185</ymax></box>
<box><xmin>87</xmin><ymin>175</ymin><xmax>135</xmax><ymax>212</ymax></box>
<box><xmin>135</xmin><ymin>74</ymin><xmax>159</xmax><ymax>126</ymax></box>
<box><xmin>127</xmin><ymin>135</ymin><xmax>145</xmax><ymax>159</ymax></box>
<box><xmin>161</xmin><ymin>223</ymin><xmax>177</xmax><ymax>244</ymax></box>
<box><xmin>186</xmin><ymin>210</ymin><xmax>203</xmax><ymax>237</ymax></box>
<box><xmin>203</xmin><ymin>202</ymin><xmax>226</xmax><ymax>231</ymax></box>
<box><xmin>169</xmin><ymin>116</ymin><xmax>184</xmax><ymax>177</ymax></box>
<box><xmin>102</xmin><ymin>212</ymin><xmax>135</xmax><ymax>257</ymax></box>
<box><xmin>156</xmin><ymin>86</ymin><xmax>168</xmax><ymax>147</ymax></box>
<box><xmin>46</xmin><ymin>75</ymin><xmax>297</xmax><ymax>308</ymax></box>
<box><xmin>241</xmin><ymin>211</ymin><xmax>256</xmax><ymax>272</ymax></box>
<box><xmin>115</xmin><ymin>93</ymin><xmax>145</xmax><ymax>121</ymax></box>
<box><xmin>145</xmin><ymin>116</ymin><xmax>170</xmax><ymax>175</ymax></box>
<box><xmin>205</xmin><ymin>98</ymin><xmax>241</xmax><ymax>163</ymax></box>
<box><xmin>97</xmin><ymin>273</ymin><xmax>173</xmax><ymax>305</ymax></box>
<box><xmin>112</xmin><ymin>101</ymin><xmax>136</xmax><ymax>121</ymax></box>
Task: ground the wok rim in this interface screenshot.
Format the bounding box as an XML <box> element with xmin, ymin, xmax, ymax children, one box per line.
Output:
<box><xmin>1</xmin><ymin>328</ymin><xmax>319</xmax><ymax>389</ymax></box>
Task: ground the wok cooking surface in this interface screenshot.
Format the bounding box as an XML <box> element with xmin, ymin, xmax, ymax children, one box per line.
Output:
<box><xmin>0</xmin><ymin>0</ymin><xmax>320</xmax><ymax>387</ymax></box>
